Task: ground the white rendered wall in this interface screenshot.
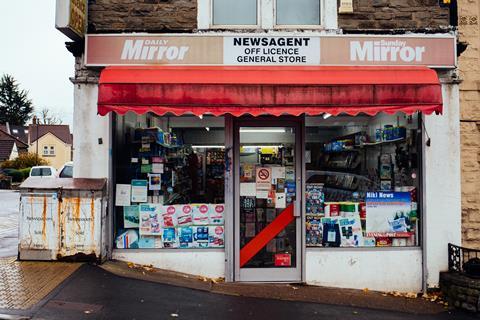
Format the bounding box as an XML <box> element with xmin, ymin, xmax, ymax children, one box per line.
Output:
<box><xmin>306</xmin><ymin>248</ymin><xmax>423</xmax><ymax>292</ymax></box>
<box><xmin>73</xmin><ymin>84</ymin><xmax>111</xmax><ymax>179</ymax></box>
<box><xmin>113</xmin><ymin>250</ymin><xmax>225</xmax><ymax>279</ymax></box>
<box><xmin>423</xmin><ymin>82</ymin><xmax>461</xmax><ymax>289</ymax></box>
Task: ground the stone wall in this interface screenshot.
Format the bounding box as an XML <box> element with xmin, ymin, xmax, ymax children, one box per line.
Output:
<box><xmin>87</xmin><ymin>0</ymin><xmax>197</xmax><ymax>33</ymax></box>
<box><xmin>338</xmin><ymin>0</ymin><xmax>450</xmax><ymax>31</ymax></box>
<box><xmin>440</xmin><ymin>272</ymin><xmax>480</xmax><ymax>312</ymax></box>
<box><xmin>458</xmin><ymin>0</ymin><xmax>480</xmax><ymax>249</ymax></box>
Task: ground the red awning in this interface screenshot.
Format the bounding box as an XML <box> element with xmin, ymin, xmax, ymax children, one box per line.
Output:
<box><xmin>98</xmin><ymin>66</ymin><xmax>443</xmax><ymax>117</ymax></box>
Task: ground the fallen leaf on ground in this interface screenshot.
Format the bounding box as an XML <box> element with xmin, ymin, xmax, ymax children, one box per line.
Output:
<box><xmin>363</xmin><ymin>288</ymin><xmax>369</xmax><ymax>293</ymax></box>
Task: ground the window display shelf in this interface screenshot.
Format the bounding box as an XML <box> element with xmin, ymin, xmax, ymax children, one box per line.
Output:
<box><xmin>359</xmin><ymin>137</ymin><xmax>405</xmax><ymax>147</ymax></box>
<box><xmin>306</xmin><ymin>170</ymin><xmax>370</xmax><ymax>181</ymax></box>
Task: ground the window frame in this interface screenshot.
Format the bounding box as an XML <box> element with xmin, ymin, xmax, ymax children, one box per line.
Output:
<box><xmin>201</xmin><ymin>0</ymin><xmax>337</xmax><ymax>30</ymax></box>
<box><xmin>42</xmin><ymin>145</ymin><xmax>49</xmax><ymax>156</ymax></box>
<box><xmin>49</xmin><ymin>146</ymin><xmax>55</xmax><ymax>156</ymax></box>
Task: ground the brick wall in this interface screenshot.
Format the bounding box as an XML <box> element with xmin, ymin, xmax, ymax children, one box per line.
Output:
<box><xmin>338</xmin><ymin>0</ymin><xmax>450</xmax><ymax>31</ymax></box>
<box><xmin>87</xmin><ymin>0</ymin><xmax>197</xmax><ymax>33</ymax></box>
<box><xmin>458</xmin><ymin>0</ymin><xmax>480</xmax><ymax>248</ymax></box>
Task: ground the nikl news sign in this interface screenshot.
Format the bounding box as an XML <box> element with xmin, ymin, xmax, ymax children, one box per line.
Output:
<box><xmin>85</xmin><ymin>34</ymin><xmax>456</xmax><ymax>68</ymax></box>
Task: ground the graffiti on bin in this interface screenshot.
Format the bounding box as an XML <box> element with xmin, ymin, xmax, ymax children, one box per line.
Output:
<box><xmin>20</xmin><ymin>191</ymin><xmax>102</xmax><ymax>259</ymax></box>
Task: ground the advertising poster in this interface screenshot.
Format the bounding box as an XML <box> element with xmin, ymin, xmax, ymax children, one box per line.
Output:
<box><xmin>162</xmin><ymin>205</ymin><xmax>178</xmax><ymax>228</ymax></box>
<box><xmin>208</xmin><ymin>226</ymin><xmax>225</xmax><ymax>248</ymax></box>
<box><xmin>193</xmin><ymin>204</ymin><xmax>210</xmax><ymax>225</ymax></box>
<box><xmin>178</xmin><ymin>227</ymin><xmax>194</xmax><ymax>248</ymax></box>
<box><xmin>148</xmin><ymin>173</ymin><xmax>161</xmax><ymax>191</ymax></box>
<box><xmin>193</xmin><ymin>226</ymin><xmax>209</xmax><ymax>248</ymax></box>
<box><xmin>209</xmin><ymin>204</ymin><xmax>225</xmax><ymax>225</ymax></box>
<box><xmin>338</xmin><ymin>216</ymin><xmax>363</xmax><ymax>247</ymax></box>
<box><xmin>177</xmin><ymin>204</ymin><xmax>193</xmax><ymax>226</ymax></box>
<box><xmin>131</xmin><ymin>180</ymin><xmax>148</xmax><ymax>203</ymax></box>
<box><xmin>115</xmin><ymin>184</ymin><xmax>131</xmax><ymax>206</ymax></box>
<box><xmin>366</xmin><ymin>192</ymin><xmax>412</xmax><ymax>235</ymax></box>
<box><xmin>162</xmin><ymin>228</ymin><xmax>177</xmax><ymax>248</ymax></box>
<box><xmin>139</xmin><ymin>204</ymin><xmax>162</xmax><ymax>235</ymax></box>
<box><xmin>306</xmin><ymin>215</ymin><xmax>323</xmax><ymax>246</ymax></box>
<box><xmin>138</xmin><ymin>236</ymin><xmax>163</xmax><ymax>248</ymax></box>
<box><xmin>123</xmin><ymin>205</ymin><xmax>139</xmax><ymax>228</ymax></box>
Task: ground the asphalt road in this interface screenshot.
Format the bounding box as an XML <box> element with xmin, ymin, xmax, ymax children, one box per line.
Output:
<box><xmin>0</xmin><ymin>190</ymin><xmax>19</xmax><ymax>258</ymax></box>
<box><xmin>31</xmin><ymin>265</ymin><xmax>476</xmax><ymax>320</ymax></box>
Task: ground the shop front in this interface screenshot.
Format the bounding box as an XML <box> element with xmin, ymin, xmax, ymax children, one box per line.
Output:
<box><xmin>76</xmin><ymin>33</ymin><xmax>461</xmax><ymax>292</ymax></box>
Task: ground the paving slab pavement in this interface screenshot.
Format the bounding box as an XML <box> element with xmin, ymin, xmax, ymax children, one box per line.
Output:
<box><xmin>0</xmin><ymin>257</ymin><xmax>81</xmax><ymax>312</ymax></box>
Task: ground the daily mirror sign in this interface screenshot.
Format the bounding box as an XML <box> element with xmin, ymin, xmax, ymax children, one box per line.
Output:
<box><xmin>86</xmin><ymin>34</ymin><xmax>456</xmax><ymax>68</ymax></box>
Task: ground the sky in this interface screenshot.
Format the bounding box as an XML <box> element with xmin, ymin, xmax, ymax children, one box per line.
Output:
<box><xmin>0</xmin><ymin>0</ymin><xmax>74</xmax><ymax>127</ymax></box>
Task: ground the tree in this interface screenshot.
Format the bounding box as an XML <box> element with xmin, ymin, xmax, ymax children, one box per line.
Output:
<box><xmin>37</xmin><ymin>108</ymin><xmax>63</xmax><ymax>125</ymax></box>
<box><xmin>0</xmin><ymin>74</ymin><xmax>33</xmax><ymax>125</ymax></box>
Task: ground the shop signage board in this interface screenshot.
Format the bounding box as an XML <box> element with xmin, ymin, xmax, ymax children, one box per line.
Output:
<box><xmin>86</xmin><ymin>34</ymin><xmax>456</xmax><ymax>68</ymax></box>
<box><xmin>55</xmin><ymin>0</ymin><xmax>87</xmax><ymax>40</ymax></box>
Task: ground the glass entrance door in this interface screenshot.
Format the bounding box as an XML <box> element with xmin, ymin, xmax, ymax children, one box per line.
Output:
<box><xmin>234</xmin><ymin>120</ymin><xmax>302</xmax><ymax>282</ymax></box>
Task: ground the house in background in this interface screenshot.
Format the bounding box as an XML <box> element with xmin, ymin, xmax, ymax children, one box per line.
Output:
<box><xmin>0</xmin><ymin>127</ymin><xmax>28</xmax><ymax>162</ymax></box>
<box><xmin>28</xmin><ymin>124</ymin><xmax>73</xmax><ymax>169</ymax></box>
<box><xmin>0</xmin><ymin>123</ymin><xmax>29</xmax><ymax>144</ymax></box>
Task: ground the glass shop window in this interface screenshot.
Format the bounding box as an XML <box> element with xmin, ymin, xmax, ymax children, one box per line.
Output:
<box><xmin>114</xmin><ymin>114</ymin><xmax>225</xmax><ymax>250</ymax></box>
<box><xmin>305</xmin><ymin>113</ymin><xmax>422</xmax><ymax>248</ymax></box>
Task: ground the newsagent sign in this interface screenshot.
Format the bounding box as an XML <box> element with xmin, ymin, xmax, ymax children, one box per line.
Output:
<box><xmin>86</xmin><ymin>34</ymin><xmax>456</xmax><ymax>68</ymax></box>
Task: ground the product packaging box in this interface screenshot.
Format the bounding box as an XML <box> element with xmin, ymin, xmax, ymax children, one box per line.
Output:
<box><xmin>208</xmin><ymin>225</ymin><xmax>225</xmax><ymax>248</ymax></box>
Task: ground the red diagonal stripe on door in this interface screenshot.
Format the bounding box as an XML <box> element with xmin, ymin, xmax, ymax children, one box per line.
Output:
<box><xmin>240</xmin><ymin>204</ymin><xmax>295</xmax><ymax>268</ymax></box>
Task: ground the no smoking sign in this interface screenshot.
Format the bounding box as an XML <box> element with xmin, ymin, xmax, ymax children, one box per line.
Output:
<box><xmin>256</xmin><ymin>167</ymin><xmax>272</xmax><ymax>191</ymax></box>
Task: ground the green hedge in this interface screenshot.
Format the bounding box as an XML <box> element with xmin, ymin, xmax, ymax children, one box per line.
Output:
<box><xmin>4</xmin><ymin>169</ymin><xmax>23</xmax><ymax>183</ymax></box>
<box><xmin>19</xmin><ymin>168</ymin><xmax>31</xmax><ymax>179</ymax></box>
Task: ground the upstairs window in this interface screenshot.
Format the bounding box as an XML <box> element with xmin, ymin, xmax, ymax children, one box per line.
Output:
<box><xmin>212</xmin><ymin>0</ymin><xmax>257</xmax><ymax>26</ymax></box>
<box><xmin>204</xmin><ymin>0</ymin><xmax>336</xmax><ymax>30</ymax></box>
<box><xmin>276</xmin><ymin>0</ymin><xmax>321</xmax><ymax>25</ymax></box>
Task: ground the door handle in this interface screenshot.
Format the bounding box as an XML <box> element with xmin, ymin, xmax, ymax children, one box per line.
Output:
<box><xmin>293</xmin><ymin>199</ymin><xmax>301</xmax><ymax>217</ymax></box>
